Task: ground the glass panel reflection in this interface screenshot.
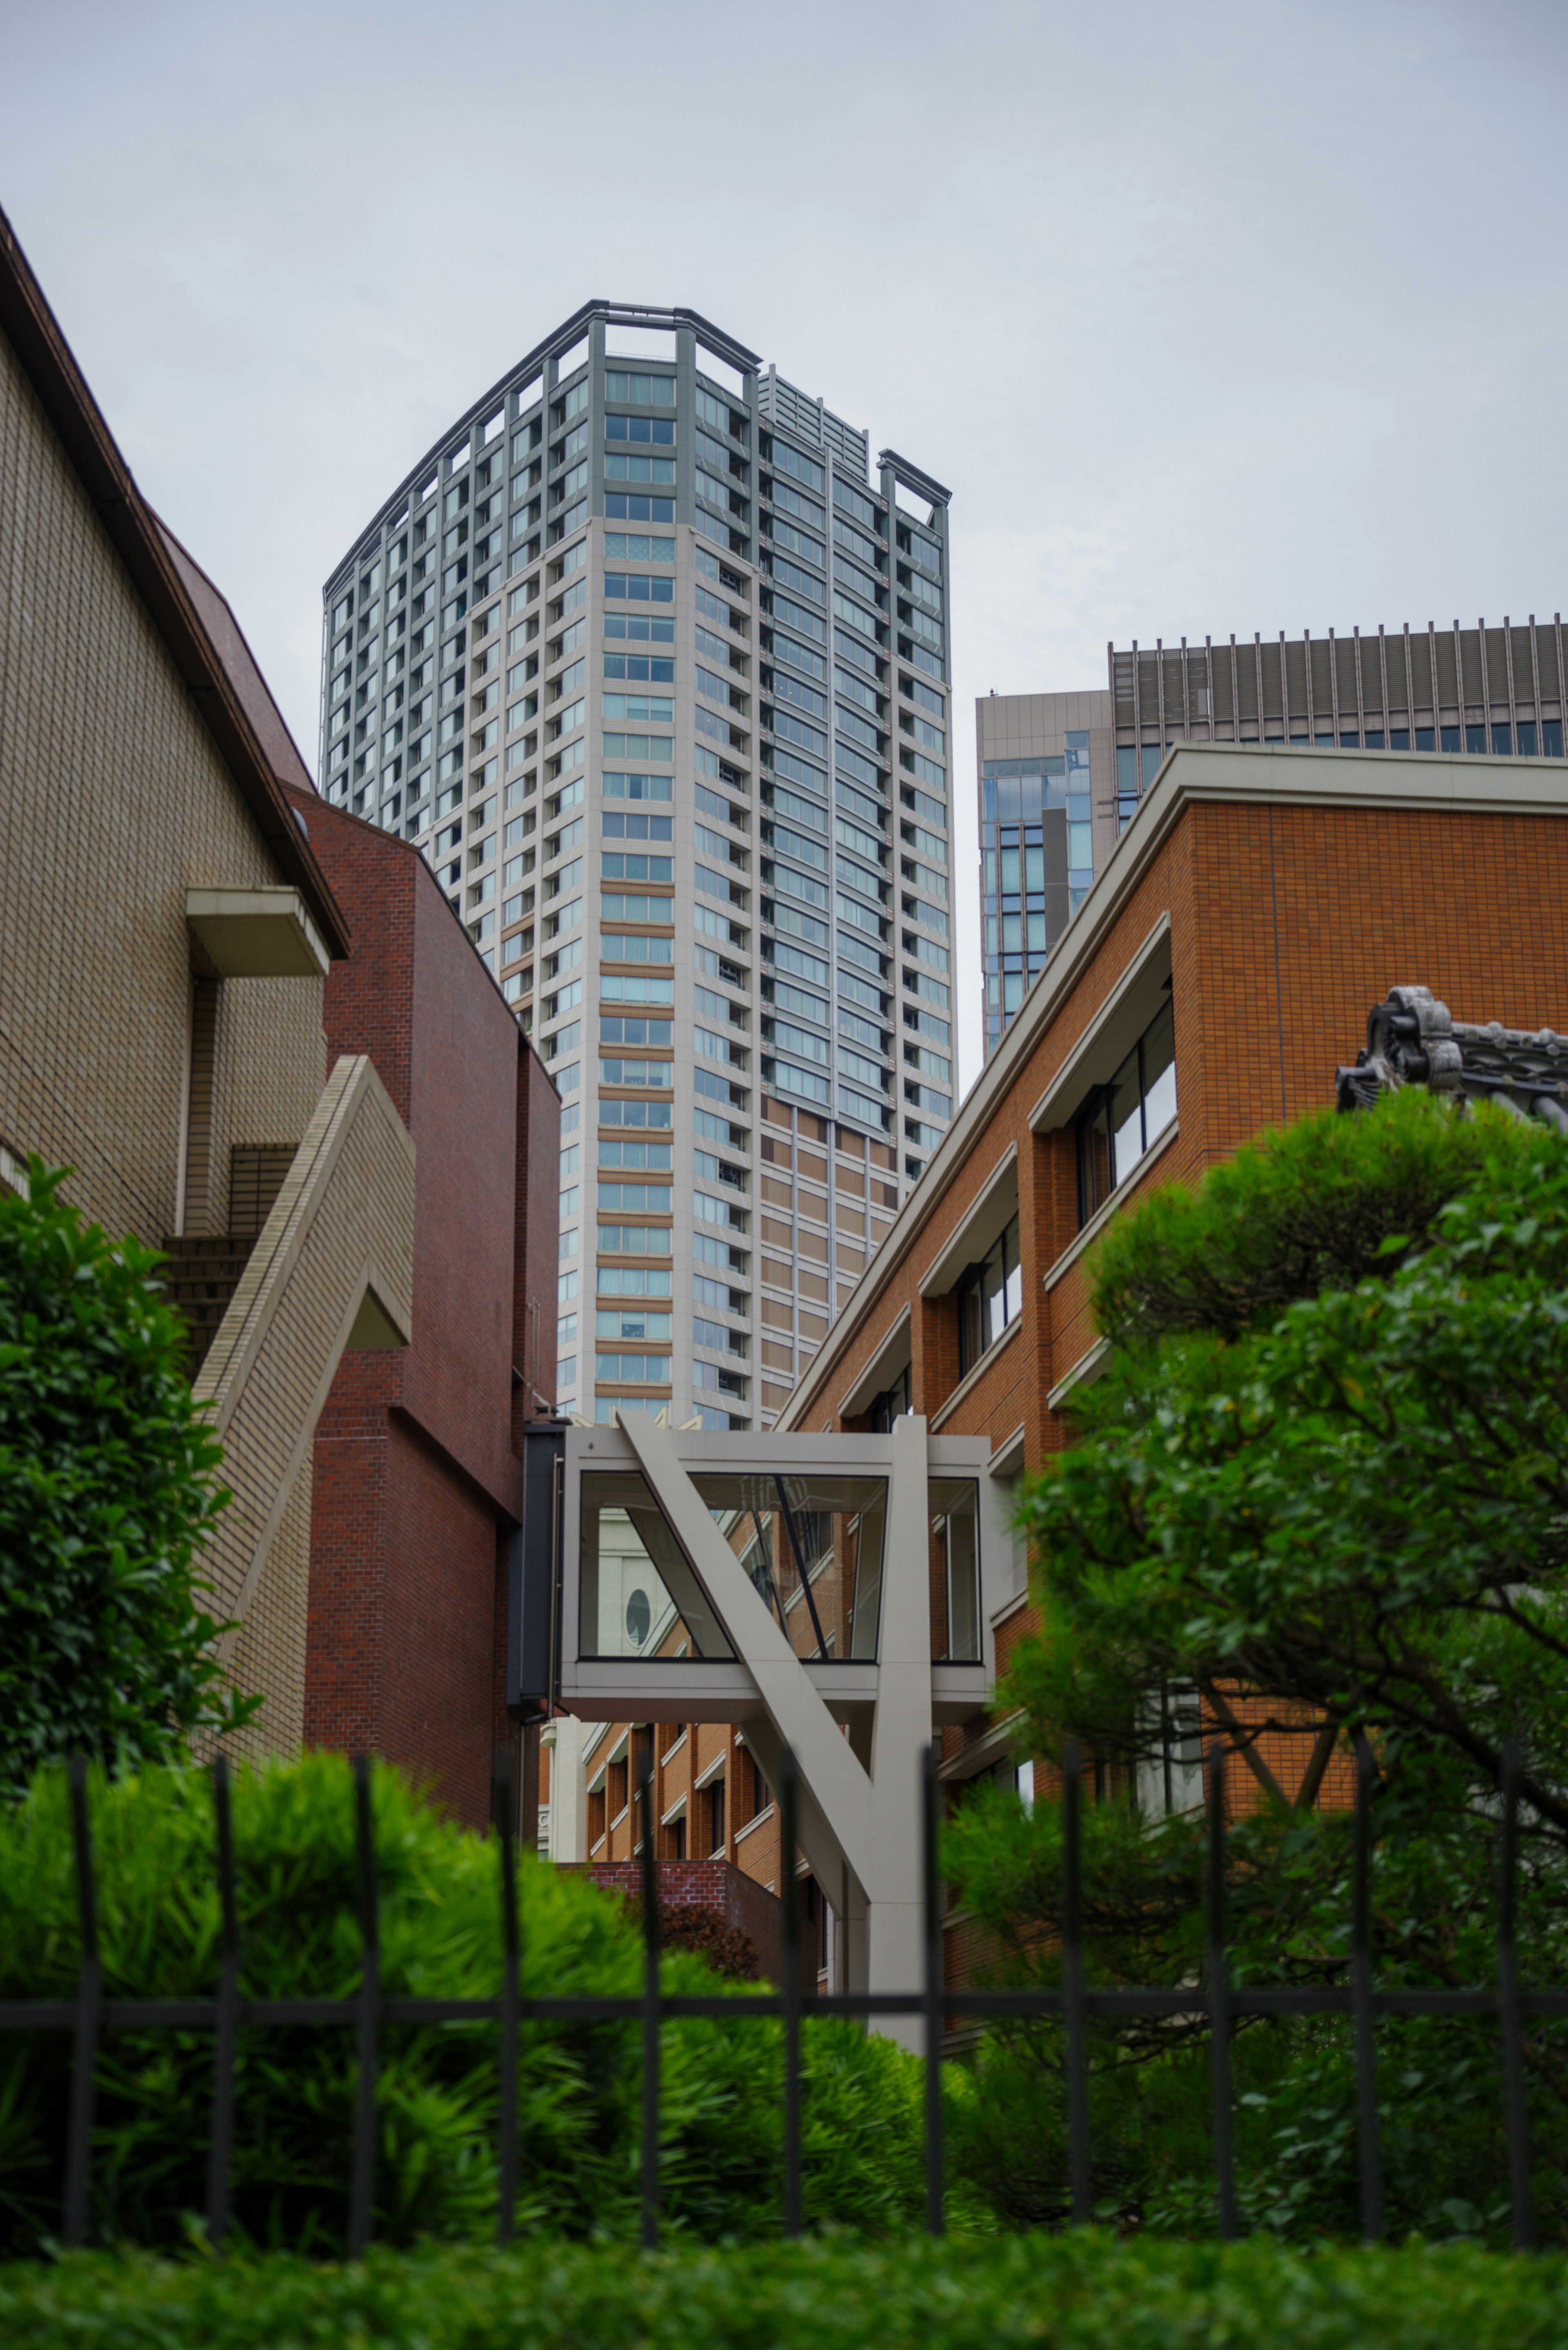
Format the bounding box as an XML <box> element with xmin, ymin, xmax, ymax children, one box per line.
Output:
<box><xmin>579</xmin><ymin>1472</ymin><xmax>736</xmax><ymax>1660</ymax></box>
<box><xmin>929</xmin><ymin>1479</ymin><xmax>980</xmax><ymax>1661</ymax></box>
<box><xmin>692</xmin><ymin>1472</ymin><xmax>888</xmax><ymax>1661</ymax></box>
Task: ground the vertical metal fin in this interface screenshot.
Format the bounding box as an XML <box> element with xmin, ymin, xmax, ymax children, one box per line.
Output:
<box><xmin>638</xmin><ymin>1752</ymin><xmax>660</xmax><ymax>2250</ymax></box>
<box><xmin>62</xmin><ymin>1757</ymin><xmax>100</xmax><ymax>2249</ymax></box>
<box><xmin>1062</xmin><ymin>1741</ymin><xmax>1091</xmax><ymax>2225</ymax></box>
<box><xmin>1206</xmin><ymin>1741</ymin><xmax>1236</xmax><ymax>2239</ymax></box>
<box><xmin>350</xmin><ymin>1755</ymin><xmax>380</xmax><ymax>2259</ymax></box>
<box><xmin>495</xmin><ymin>1746</ymin><xmax>520</xmax><ymax>2247</ymax></box>
<box><xmin>205</xmin><ymin>1755</ymin><xmax>240</xmax><ymax>2248</ymax></box>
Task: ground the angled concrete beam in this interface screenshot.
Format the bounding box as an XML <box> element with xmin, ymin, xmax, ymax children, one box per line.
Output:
<box><xmin>617</xmin><ymin>1415</ymin><xmax>875</xmax><ymax>1904</ymax></box>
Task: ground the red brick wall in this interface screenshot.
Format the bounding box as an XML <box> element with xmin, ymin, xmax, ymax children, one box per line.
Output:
<box><xmin>379</xmin><ymin>1417</ymin><xmax>500</xmax><ymax>1826</ymax></box>
<box><xmin>802</xmin><ymin>790</ymin><xmax>1568</xmax><ymax>1791</ymax></box>
<box><xmin>285</xmin><ymin>787</ymin><xmax>559</xmax><ymax>1829</ymax></box>
<box><xmin>302</xmin><ymin>1386</ymin><xmax>385</xmax><ymax>1761</ymax></box>
<box><xmin>290</xmin><ymin>796</ymin><xmax>417</xmax><ymax>1121</ymax></box>
<box><xmin>815</xmin><ymin>793</ymin><xmax>1568</xmax><ymax>1459</ymax></box>
<box><xmin>402</xmin><ymin>861</ymin><xmax>529</xmax><ymax>1509</ymax></box>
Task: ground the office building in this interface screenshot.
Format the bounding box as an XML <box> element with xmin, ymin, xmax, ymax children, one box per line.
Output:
<box><xmin>319</xmin><ymin>304</ymin><xmax>955</xmax><ymax>1430</ymax></box>
<box><xmin>976</xmin><ymin>687</ymin><xmax>1116</xmax><ymax>1056</ymax></box>
<box><xmin>979</xmin><ymin>618</ymin><xmax>1568</xmax><ymax>1055</ymax></box>
<box><xmin>781</xmin><ymin>735</ymin><xmax>1568</xmax><ymax>2017</ymax></box>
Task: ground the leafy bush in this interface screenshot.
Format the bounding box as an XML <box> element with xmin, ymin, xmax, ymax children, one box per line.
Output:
<box><xmin>0</xmin><ymin>1755</ymin><xmax>948</xmax><ymax>2254</ymax></box>
<box><xmin>0</xmin><ymin>1163</ymin><xmax>249</xmax><ymax>1800</ymax></box>
<box><xmin>3</xmin><ymin>2234</ymin><xmax>1568</xmax><ymax>2350</ymax></box>
<box><xmin>945</xmin><ymin>1091</ymin><xmax>1568</xmax><ymax>2241</ymax></box>
<box><xmin>654</xmin><ymin>1905</ymin><xmax>760</xmax><ymax>1980</ymax></box>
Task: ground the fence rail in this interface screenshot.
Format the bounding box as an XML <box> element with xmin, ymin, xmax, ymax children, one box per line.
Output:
<box><xmin>0</xmin><ymin>1739</ymin><xmax>1550</xmax><ymax>2254</ymax></box>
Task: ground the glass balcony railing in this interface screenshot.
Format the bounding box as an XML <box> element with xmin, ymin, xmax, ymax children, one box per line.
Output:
<box><xmin>929</xmin><ymin>1478</ymin><xmax>980</xmax><ymax>1662</ymax></box>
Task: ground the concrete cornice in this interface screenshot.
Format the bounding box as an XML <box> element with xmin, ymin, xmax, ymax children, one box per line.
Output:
<box><xmin>325</xmin><ymin>299</ymin><xmax>763</xmax><ymax>593</ymax></box>
<box><xmin>778</xmin><ymin>742</ymin><xmax>1568</xmax><ymax>1429</ymax></box>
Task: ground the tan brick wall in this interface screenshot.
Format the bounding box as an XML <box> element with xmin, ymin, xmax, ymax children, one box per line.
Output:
<box><xmin>0</xmin><ymin>324</ymin><xmax>325</xmax><ymax>1244</ymax></box>
<box><xmin>227</xmin><ymin>1454</ymin><xmax>313</xmax><ymax>1760</ymax></box>
<box><xmin>197</xmin><ymin>1054</ymin><xmax>416</xmax><ymax>1757</ymax></box>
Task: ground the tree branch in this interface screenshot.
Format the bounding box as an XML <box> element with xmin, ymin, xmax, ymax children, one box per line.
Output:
<box><xmin>1200</xmin><ymin>1682</ymin><xmax>1290</xmax><ymax>1808</ymax></box>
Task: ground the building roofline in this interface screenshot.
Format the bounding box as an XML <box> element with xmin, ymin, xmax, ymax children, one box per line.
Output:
<box><xmin>876</xmin><ymin>449</ymin><xmax>952</xmax><ymax>507</ymax></box>
<box><xmin>279</xmin><ymin>782</ymin><xmax>559</xmax><ymax>1100</ymax></box>
<box><xmin>1109</xmin><ymin>618</ymin><xmax>1563</xmax><ymax>653</ymax></box>
<box><xmin>0</xmin><ymin>203</ymin><xmax>351</xmax><ymax>962</ymax></box>
<box><xmin>323</xmin><ymin>298</ymin><xmax>764</xmax><ymax>596</ymax></box>
<box><xmin>777</xmin><ymin>740</ymin><xmax>1568</xmax><ymax>1428</ymax></box>
<box><xmin>154</xmin><ymin>514</ymin><xmax>318</xmax><ymax>796</ymax></box>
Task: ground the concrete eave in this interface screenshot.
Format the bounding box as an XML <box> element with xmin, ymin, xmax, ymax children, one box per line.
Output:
<box><xmin>186</xmin><ymin>886</ymin><xmax>331</xmax><ymax>979</ymax></box>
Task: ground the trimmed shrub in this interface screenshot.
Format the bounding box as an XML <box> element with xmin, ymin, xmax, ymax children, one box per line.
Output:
<box><xmin>0</xmin><ymin>1755</ymin><xmax>947</xmax><ymax>2253</ymax></box>
<box><xmin>1088</xmin><ymin>1084</ymin><xmax>1536</xmax><ymax>1344</ymax></box>
<box><xmin>2</xmin><ymin>2234</ymin><xmax>1568</xmax><ymax>2350</ymax></box>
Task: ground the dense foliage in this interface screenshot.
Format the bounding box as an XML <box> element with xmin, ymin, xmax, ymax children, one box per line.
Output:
<box><xmin>0</xmin><ymin>1163</ymin><xmax>250</xmax><ymax>1798</ymax></box>
<box><xmin>946</xmin><ymin>1090</ymin><xmax>1568</xmax><ymax>2240</ymax></box>
<box><xmin>0</xmin><ymin>1754</ymin><xmax>947</xmax><ymax>2254</ymax></box>
<box><xmin>3</xmin><ymin>2235</ymin><xmax>1567</xmax><ymax>2350</ymax></box>
<box><xmin>654</xmin><ymin>1904</ymin><xmax>760</xmax><ymax>1979</ymax></box>
<box><xmin>1087</xmin><ymin>1090</ymin><xmax>1517</xmax><ymax>1345</ymax></box>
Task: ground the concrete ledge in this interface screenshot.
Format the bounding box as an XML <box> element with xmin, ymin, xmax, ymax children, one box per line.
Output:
<box><xmin>1047</xmin><ymin>1334</ymin><xmax>1112</xmax><ymax>1412</ymax></box>
<box><xmin>187</xmin><ymin>885</ymin><xmax>330</xmax><ymax>978</ymax></box>
<box><xmin>929</xmin><ymin>1311</ymin><xmax>1023</xmax><ymax>1432</ymax></box>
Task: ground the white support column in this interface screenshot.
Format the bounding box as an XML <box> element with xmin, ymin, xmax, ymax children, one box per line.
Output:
<box><xmin>543</xmin><ymin>1716</ymin><xmax>587</xmax><ymax>1863</ymax></box>
<box><xmin>863</xmin><ymin>1412</ymin><xmax>932</xmax><ymax>2045</ymax></box>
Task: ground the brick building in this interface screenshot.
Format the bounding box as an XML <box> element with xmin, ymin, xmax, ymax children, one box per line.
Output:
<box><xmin>0</xmin><ymin>207</ymin><xmax>557</xmax><ymax>1815</ymax></box>
<box><xmin>773</xmin><ymin>738</ymin><xmax>1568</xmax><ymax>1992</ymax></box>
<box><xmin>545</xmin><ymin>1714</ymin><xmax>824</xmax><ymax>1984</ymax></box>
<box><xmin>0</xmin><ymin>202</ymin><xmax>408</xmax><ymax>1756</ymax></box>
<box><xmin>280</xmin><ymin>780</ymin><xmax>560</xmax><ymax>1829</ymax></box>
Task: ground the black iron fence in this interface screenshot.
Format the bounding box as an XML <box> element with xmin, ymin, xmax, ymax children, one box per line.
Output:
<box><xmin>0</xmin><ymin>1738</ymin><xmax>1559</xmax><ymax>2255</ymax></box>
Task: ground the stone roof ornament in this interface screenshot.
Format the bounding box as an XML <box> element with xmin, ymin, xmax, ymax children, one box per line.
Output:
<box><xmin>1337</xmin><ymin>985</ymin><xmax>1568</xmax><ymax>1133</ymax></box>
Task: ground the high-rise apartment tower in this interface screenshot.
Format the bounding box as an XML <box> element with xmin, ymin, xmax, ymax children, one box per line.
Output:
<box><xmin>978</xmin><ymin>616</ymin><xmax>1566</xmax><ymax>1056</ymax></box>
<box><xmin>321</xmin><ymin>304</ymin><xmax>954</xmax><ymax>1425</ymax></box>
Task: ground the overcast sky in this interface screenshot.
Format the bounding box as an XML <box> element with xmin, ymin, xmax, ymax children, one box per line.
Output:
<box><xmin>5</xmin><ymin>0</ymin><xmax>1566</xmax><ymax>1093</ymax></box>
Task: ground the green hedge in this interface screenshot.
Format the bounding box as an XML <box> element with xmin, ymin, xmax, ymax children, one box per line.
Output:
<box><xmin>0</xmin><ymin>1756</ymin><xmax>956</xmax><ymax>2253</ymax></box>
<box><xmin>2</xmin><ymin>2236</ymin><xmax>1567</xmax><ymax>2349</ymax></box>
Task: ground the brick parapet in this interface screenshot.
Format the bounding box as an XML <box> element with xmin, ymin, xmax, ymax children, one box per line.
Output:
<box><xmin>575</xmin><ymin>1859</ymin><xmax>787</xmax><ymax>1984</ymax></box>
